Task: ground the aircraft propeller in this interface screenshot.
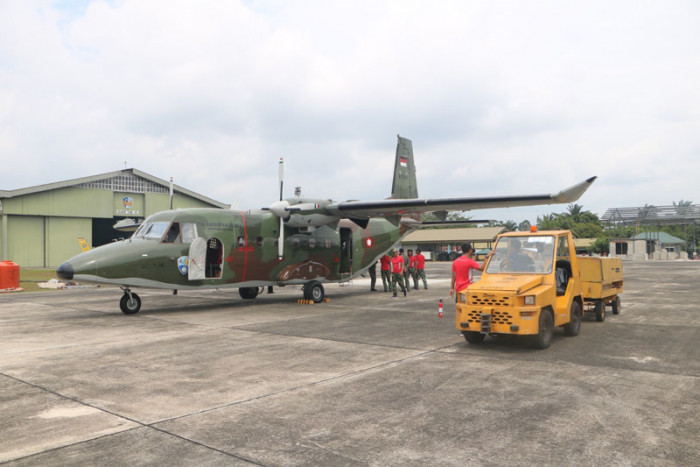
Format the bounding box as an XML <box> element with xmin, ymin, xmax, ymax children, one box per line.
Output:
<box><xmin>275</xmin><ymin>157</ymin><xmax>285</xmax><ymax>259</ymax></box>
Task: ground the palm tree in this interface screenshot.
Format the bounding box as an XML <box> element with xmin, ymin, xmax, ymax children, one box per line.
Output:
<box><xmin>673</xmin><ymin>200</ymin><xmax>693</xmax><ymax>217</ymax></box>
<box><xmin>566</xmin><ymin>204</ymin><xmax>584</xmax><ymax>222</ymax></box>
<box><xmin>638</xmin><ymin>204</ymin><xmax>657</xmax><ymax>220</ymax></box>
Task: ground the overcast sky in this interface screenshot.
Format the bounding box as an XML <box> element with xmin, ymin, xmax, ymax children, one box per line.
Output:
<box><xmin>1</xmin><ymin>0</ymin><xmax>698</xmax><ymax>223</ymax></box>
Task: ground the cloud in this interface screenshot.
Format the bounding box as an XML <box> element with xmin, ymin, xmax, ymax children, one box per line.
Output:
<box><xmin>1</xmin><ymin>0</ymin><xmax>699</xmax><ymax>223</ymax></box>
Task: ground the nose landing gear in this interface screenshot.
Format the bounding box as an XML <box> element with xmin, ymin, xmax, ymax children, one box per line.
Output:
<box><xmin>120</xmin><ymin>287</ymin><xmax>142</xmax><ymax>315</ymax></box>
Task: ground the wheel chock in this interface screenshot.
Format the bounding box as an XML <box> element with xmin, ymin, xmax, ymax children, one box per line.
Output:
<box><xmin>297</xmin><ymin>298</ymin><xmax>331</xmax><ymax>305</ymax></box>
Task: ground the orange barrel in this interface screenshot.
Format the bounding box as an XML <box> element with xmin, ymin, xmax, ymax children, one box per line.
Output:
<box><xmin>0</xmin><ymin>261</ymin><xmax>20</xmax><ymax>289</ymax></box>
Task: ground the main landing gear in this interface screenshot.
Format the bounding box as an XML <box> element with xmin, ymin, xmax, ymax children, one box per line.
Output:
<box><xmin>120</xmin><ymin>287</ymin><xmax>141</xmax><ymax>315</ymax></box>
<box><xmin>302</xmin><ymin>281</ymin><xmax>325</xmax><ymax>303</ymax></box>
<box><xmin>239</xmin><ymin>282</ymin><xmax>326</xmax><ymax>303</ymax></box>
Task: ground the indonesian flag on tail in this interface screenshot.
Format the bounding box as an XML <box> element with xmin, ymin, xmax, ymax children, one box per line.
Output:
<box><xmin>400</xmin><ymin>157</ymin><xmax>408</xmax><ymax>168</ymax></box>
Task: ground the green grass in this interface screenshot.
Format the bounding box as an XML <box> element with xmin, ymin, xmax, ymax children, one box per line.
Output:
<box><xmin>18</xmin><ymin>268</ymin><xmax>59</xmax><ymax>293</ymax></box>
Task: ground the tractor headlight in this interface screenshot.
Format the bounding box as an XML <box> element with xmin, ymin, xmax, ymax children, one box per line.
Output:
<box><xmin>524</xmin><ymin>295</ymin><xmax>536</xmax><ymax>306</ymax></box>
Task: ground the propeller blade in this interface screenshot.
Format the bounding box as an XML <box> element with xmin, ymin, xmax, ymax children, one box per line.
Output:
<box><xmin>278</xmin><ymin>157</ymin><xmax>284</xmax><ymax>259</ymax></box>
<box><xmin>278</xmin><ymin>217</ymin><xmax>284</xmax><ymax>260</ymax></box>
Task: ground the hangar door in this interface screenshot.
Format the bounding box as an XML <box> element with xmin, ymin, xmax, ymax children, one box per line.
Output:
<box><xmin>7</xmin><ymin>216</ymin><xmax>45</xmax><ymax>267</ymax></box>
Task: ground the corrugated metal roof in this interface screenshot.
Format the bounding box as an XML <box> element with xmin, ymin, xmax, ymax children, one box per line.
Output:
<box><xmin>0</xmin><ymin>168</ymin><xmax>228</xmax><ymax>208</ymax></box>
<box><xmin>632</xmin><ymin>232</ymin><xmax>686</xmax><ymax>245</ymax></box>
<box><xmin>403</xmin><ymin>226</ymin><xmax>505</xmax><ymax>243</ymax></box>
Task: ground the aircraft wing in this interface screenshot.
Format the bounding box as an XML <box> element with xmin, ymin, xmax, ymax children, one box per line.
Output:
<box><xmin>329</xmin><ymin>176</ymin><xmax>597</xmax><ymax>219</ymax></box>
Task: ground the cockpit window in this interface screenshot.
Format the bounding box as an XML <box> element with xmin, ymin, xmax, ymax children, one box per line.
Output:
<box><xmin>134</xmin><ymin>221</ymin><xmax>170</xmax><ymax>240</ymax></box>
<box><xmin>163</xmin><ymin>223</ymin><xmax>181</xmax><ymax>243</ymax></box>
<box><xmin>134</xmin><ymin>220</ymin><xmax>199</xmax><ymax>243</ymax></box>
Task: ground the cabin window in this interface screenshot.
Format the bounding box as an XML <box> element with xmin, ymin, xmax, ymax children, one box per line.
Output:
<box><xmin>557</xmin><ymin>236</ymin><xmax>570</xmax><ymax>258</ymax></box>
<box><xmin>308</xmin><ymin>238</ymin><xmax>316</xmax><ymax>249</ymax></box>
<box><xmin>256</xmin><ymin>236</ymin><xmax>264</xmax><ymax>247</ymax></box>
<box><xmin>292</xmin><ymin>238</ymin><xmax>300</xmax><ymax>248</ymax></box>
<box><xmin>181</xmin><ymin>223</ymin><xmax>198</xmax><ymax>243</ymax></box>
<box><xmin>237</xmin><ymin>236</ymin><xmax>245</xmax><ymax>247</ymax></box>
<box><xmin>325</xmin><ymin>239</ymin><xmax>331</xmax><ymax>249</ymax></box>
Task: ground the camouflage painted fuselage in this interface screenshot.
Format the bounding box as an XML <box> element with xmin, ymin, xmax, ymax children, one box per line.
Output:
<box><xmin>61</xmin><ymin>208</ymin><xmax>406</xmax><ymax>290</ymax></box>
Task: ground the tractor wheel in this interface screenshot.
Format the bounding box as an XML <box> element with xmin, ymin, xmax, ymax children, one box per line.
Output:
<box><xmin>535</xmin><ymin>309</ymin><xmax>553</xmax><ymax>349</ymax></box>
<box><xmin>463</xmin><ymin>331</ymin><xmax>485</xmax><ymax>344</ymax></box>
<box><xmin>564</xmin><ymin>301</ymin><xmax>582</xmax><ymax>336</ymax></box>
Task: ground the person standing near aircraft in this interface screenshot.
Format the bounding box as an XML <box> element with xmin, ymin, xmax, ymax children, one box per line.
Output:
<box><xmin>401</xmin><ymin>248</ymin><xmax>411</xmax><ymax>292</ymax></box>
<box><xmin>450</xmin><ymin>243</ymin><xmax>484</xmax><ymax>301</ymax></box>
<box><xmin>413</xmin><ymin>248</ymin><xmax>428</xmax><ymax>289</ymax></box>
<box><xmin>380</xmin><ymin>253</ymin><xmax>392</xmax><ymax>292</ymax></box>
<box><xmin>368</xmin><ymin>261</ymin><xmax>378</xmax><ymax>291</ymax></box>
<box><xmin>391</xmin><ymin>249</ymin><xmax>408</xmax><ymax>297</ymax></box>
<box><xmin>409</xmin><ymin>250</ymin><xmax>419</xmax><ymax>290</ymax></box>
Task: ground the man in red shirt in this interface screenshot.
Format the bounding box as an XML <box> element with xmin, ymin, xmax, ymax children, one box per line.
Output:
<box><xmin>412</xmin><ymin>248</ymin><xmax>428</xmax><ymax>290</ymax></box>
<box><xmin>391</xmin><ymin>249</ymin><xmax>407</xmax><ymax>297</ymax></box>
<box><xmin>450</xmin><ymin>243</ymin><xmax>484</xmax><ymax>301</ymax></box>
<box><xmin>380</xmin><ymin>253</ymin><xmax>392</xmax><ymax>292</ymax></box>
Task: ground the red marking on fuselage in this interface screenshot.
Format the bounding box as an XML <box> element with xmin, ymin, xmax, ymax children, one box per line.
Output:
<box><xmin>242</xmin><ymin>213</ymin><xmax>248</xmax><ymax>281</ymax></box>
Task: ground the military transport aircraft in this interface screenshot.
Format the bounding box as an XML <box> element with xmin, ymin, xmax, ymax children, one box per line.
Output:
<box><xmin>57</xmin><ymin>136</ymin><xmax>597</xmax><ymax>314</ymax></box>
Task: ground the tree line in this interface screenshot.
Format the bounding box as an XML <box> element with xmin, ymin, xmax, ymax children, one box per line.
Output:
<box><xmin>425</xmin><ymin>201</ymin><xmax>698</xmax><ymax>255</ymax></box>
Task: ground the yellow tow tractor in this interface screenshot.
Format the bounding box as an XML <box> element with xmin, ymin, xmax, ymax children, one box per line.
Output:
<box><xmin>455</xmin><ymin>229</ymin><xmax>623</xmax><ymax>349</ymax></box>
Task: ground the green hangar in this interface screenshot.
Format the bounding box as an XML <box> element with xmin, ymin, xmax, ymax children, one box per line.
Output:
<box><xmin>0</xmin><ymin>169</ymin><xmax>228</xmax><ymax>268</ymax></box>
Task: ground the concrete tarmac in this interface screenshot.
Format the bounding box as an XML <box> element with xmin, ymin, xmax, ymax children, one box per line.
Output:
<box><xmin>1</xmin><ymin>261</ymin><xmax>699</xmax><ymax>465</ymax></box>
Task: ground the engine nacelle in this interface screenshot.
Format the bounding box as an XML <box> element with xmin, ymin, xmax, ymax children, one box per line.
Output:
<box><xmin>285</xmin><ymin>212</ymin><xmax>337</xmax><ymax>228</ymax></box>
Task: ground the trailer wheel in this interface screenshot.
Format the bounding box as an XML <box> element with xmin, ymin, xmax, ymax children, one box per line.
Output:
<box><xmin>611</xmin><ymin>296</ymin><xmax>621</xmax><ymax>315</ymax></box>
<box><xmin>564</xmin><ymin>301</ymin><xmax>582</xmax><ymax>336</ymax></box>
<box><xmin>463</xmin><ymin>331</ymin><xmax>485</xmax><ymax>344</ymax></box>
<box><xmin>594</xmin><ymin>301</ymin><xmax>606</xmax><ymax>322</ymax></box>
<box><xmin>534</xmin><ymin>309</ymin><xmax>553</xmax><ymax>349</ymax></box>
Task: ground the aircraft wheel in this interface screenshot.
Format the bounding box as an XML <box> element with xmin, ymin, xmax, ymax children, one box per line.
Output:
<box><xmin>564</xmin><ymin>301</ymin><xmax>582</xmax><ymax>336</ymax></box>
<box><xmin>120</xmin><ymin>293</ymin><xmax>141</xmax><ymax>315</ymax></box>
<box><xmin>594</xmin><ymin>301</ymin><xmax>606</xmax><ymax>322</ymax></box>
<box><xmin>239</xmin><ymin>287</ymin><xmax>259</xmax><ymax>300</ymax></box>
<box><xmin>534</xmin><ymin>309</ymin><xmax>553</xmax><ymax>349</ymax></box>
<box><xmin>463</xmin><ymin>331</ymin><xmax>485</xmax><ymax>344</ymax></box>
<box><xmin>611</xmin><ymin>296</ymin><xmax>621</xmax><ymax>315</ymax></box>
<box><xmin>303</xmin><ymin>281</ymin><xmax>325</xmax><ymax>303</ymax></box>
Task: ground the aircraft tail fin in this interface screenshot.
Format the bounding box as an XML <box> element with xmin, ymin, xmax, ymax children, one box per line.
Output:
<box><xmin>390</xmin><ymin>135</ymin><xmax>418</xmax><ymax>199</ymax></box>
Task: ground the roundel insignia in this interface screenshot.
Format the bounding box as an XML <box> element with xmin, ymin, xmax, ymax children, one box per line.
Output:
<box><xmin>177</xmin><ymin>256</ymin><xmax>189</xmax><ymax>275</ymax></box>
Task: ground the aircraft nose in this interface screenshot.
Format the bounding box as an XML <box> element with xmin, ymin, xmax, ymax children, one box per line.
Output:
<box><xmin>56</xmin><ymin>261</ymin><xmax>74</xmax><ymax>280</ymax></box>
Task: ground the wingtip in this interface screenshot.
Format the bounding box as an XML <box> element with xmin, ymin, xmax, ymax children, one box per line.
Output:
<box><xmin>553</xmin><ymin>176</ymin><xmax>598</xmax><ymax>203</ymax></box>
